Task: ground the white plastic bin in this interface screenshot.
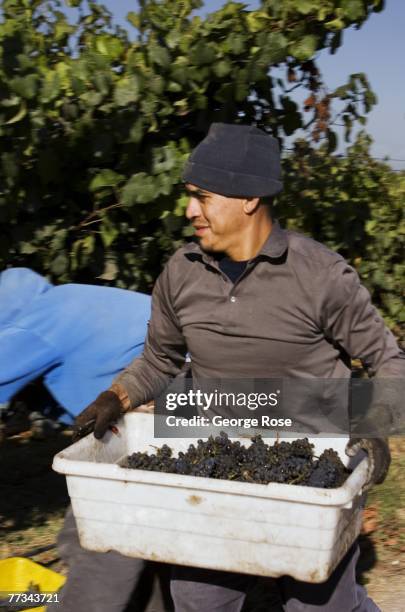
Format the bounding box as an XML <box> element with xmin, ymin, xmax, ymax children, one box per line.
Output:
<box><xmin>53</xmin><ymin>413</ymin><xmax>368</xmax><ymax>582</ymax></box>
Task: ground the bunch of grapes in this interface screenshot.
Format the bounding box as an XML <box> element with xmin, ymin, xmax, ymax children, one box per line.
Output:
<box><xmin>125</xmin><ymin>433</ymin><xmax>349</xmax><ymax>489</ymax></box>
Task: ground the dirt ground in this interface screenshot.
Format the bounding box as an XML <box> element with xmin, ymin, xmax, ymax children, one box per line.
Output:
<box><xmin>0</xmin><ymin>433</ymin><xmax>404</xmax><ymax>612</ymax></box>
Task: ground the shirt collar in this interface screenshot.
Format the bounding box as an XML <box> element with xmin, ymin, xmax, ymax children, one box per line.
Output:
<box><xmin>256</xmin><ymin>219</ymin><xmax>288</xmax><ymax>259</ymax></box>
<box><xmin>183</xmin><ymin>219</ymin><xmax>288</xmax><ymax>265</ymax></box>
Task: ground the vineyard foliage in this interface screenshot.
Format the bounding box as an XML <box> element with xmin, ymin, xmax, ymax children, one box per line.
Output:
<box><xmin>278</xmin><ymin>134</ymin><xmax>404</xmax><ymax>336</ymax></box>
<box><xmin>0</xmin><ymin>0</ymin><xmax>403</xmax><ymax>332</ymax></box>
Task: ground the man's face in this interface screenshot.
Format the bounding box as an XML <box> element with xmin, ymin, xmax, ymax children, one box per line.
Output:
<box><xmin>185</xmin><ymin>184</ymin><xmax>247</xmax><ymax>255</ymax></box>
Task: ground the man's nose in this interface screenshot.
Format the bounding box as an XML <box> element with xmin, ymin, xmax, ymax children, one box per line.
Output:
<box><xmin>185</xmin><ymin>197</ymin><xmax>202</xmax><ymax>220</ymax></box>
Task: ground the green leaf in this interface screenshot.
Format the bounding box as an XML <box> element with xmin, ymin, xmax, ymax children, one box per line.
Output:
<box><xmin>51</xmin><ymin>253</ymin><xmax>69</xmax><ymax>275</ymax></box>
<box><xmin>167</xmin><ymin>80</ymin><xmax>183</xmax><ymax>92</ymax></box>
<box><xmin>55</xmin><ymin>19</ymin><xmax>75</xmax><ymax>41</ymax></box>
<box><xmin>10</xmin><ymin>75</ymin><xmax>38</xmax><ymax>100</ymax></box>
<box><xmin>51</xmin><ymin>229</ymin><xmax>68</xmax><ymax>251</ymax></box>
<box><xmin>174</xmin><ymin>194</ymin><xmax>189</xmax><ymax>217</ymax></box>
<box><xmin>20</xmin><ymin>241</ymin><xmax>37</xmax><ymax>255</ymax></box>
<box><xmin>364</xmin><ymin>90</ymin><xmax>377</xmax><ymax>112</ymax></box>
<box><xmin>151</xmin><ymin>144</ymin><xmax>177</xmax><ymax>174</ymax></box>
<box><xmin>228</xmin><ymin>33</ymin><xmax>245</xmax><ymax>55</ymax></box>
<box><xmin>5</xmin><ymin>102</ymin><xmax>27</xmax><ymax>125</ymax></box>
<box><xmin>290</xmin><ymin>35</ymin><xmax>318</xmax><ymax>61</ymax></box>
<box><xmin>41</xmin><ymin>71</ymin><xmax>61</xmax><ymax>103</ymax></box>
<box><xmin>95</xmin><ymin>36</ymin><xmax>124</xmax><ymax>60</ymax></box>
<box><xmin>100</xmin><ymin>217</ymin><xmax>119</xmax><ymax>248</ymax></box>
<box><xmin>332</xmin><ymin>85</ymin><xmax>349</xmax><ymax>98</ymax></box>
<box><xmin>80</xmin><ymin>90</ymin><xmax>103</xmax><ymax>107</ymax></box>
<box><xmin>325</xmin><ymin>18</ymin><xmax>345</xmax><ymax>31</ymax></box>
<box><xmin>342</xmin><ymin>0</ymin><xmax>365</xmax><ymax>21</ymax></box>
<box><xmin>148</xmin><ymin>44</ymin><xmax>171</xmax><ymax>68</ymax></box>
<box><xmin>213</xmin><ymin>60</ymin><xmax>232</xmax><ymax>78</ymax></box>
<box><xmin>114</xmin><ymin>76</ymin><xmax>140</xmax><ymax>106</ymax></box>
<box><xmin>1</xmin><ymin>95</ymin><xmax>21</xmax><ymax>108</ymax></box>
<box><xmin>149</xmin><ymin>75</ymin><xmax>165</xmax><ymax>95</ymax></box>
<box><xmin>98</xmin><ymin>259</ymin><xmax>119</xmax><ymax>281</ymax></box>
<box><xmin>296</xmin><ymin>0</ymin><xmax>315</xmax><ymax>15</ymax></box>
<box><xmin>373</xmin><ymin>0</ymin><xmax>385</xmax><ymax>12</ymax></box>
<box><xmin>189</xmin><ymin>41</ymin><xmax>217</xmax><ymax>66</ymax></box>
<box><xmin>121</xmin><ymin>173</ymin><xmax>156</xmax><ymax>206</ymax></box>
<box><xmin>261</xmin><ymin>33</ymin><xmax>288</xmax><ymax>64</ymax></box>
<box><xmin>246</xmin><ymin>11</ymin><xmax>270</xmax><ymax>33</ymax></box>
<box><xmin>128</xmin><ymin>118</ymin><xmax>145</xmax><ymax>143</ymax></box>
<box><xmin>166</xmin><ymin>29</ymin><xmax>181</xmax><ymax>50</ymax></box>
<box><xmin>83</xmin><ymin>234</ymin><xmax>95</xmax><ymax>254</ymax></box>
<box><xmin>89</xmin><ymin>170</ymin><xmax>124</xmax><ymax>192</ymax></box>
<box><xmin>93</xmin><ymin>73</ymin><xmax>112</xmax><ymax>95</ymax></box>
<box><xmin>55</xmin><ymin>62</ymin><xmax>72</xmax><ymax>91</ymax></box>
<box><xmin>127</xmin><ymin>11</ymin><xmax>141</xmax><ymax>29</ymax></box>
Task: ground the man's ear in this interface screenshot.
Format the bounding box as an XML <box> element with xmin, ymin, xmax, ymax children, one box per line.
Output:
<box><xmin>243</xmin><ymin>197</ymin><xmax>260</xmax><ymax>215</ymax></box>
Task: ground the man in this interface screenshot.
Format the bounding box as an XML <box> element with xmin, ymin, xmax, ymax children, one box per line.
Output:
<box><xmin>75</xmin><ymin>123</ymin><xmax>403</xmax><ymax>611</ymax></box>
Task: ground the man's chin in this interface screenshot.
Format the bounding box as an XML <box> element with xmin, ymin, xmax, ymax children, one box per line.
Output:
<box><xmin>196</xmin><ymin>237</ymin><xmax>219</xmax><ymax>253</ymax></box>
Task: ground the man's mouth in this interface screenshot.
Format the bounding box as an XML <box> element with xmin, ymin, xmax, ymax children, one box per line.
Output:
<box><xmin>193</xmin><ymin>226</ymin><xmax>209</xmax><ymax>236</ymax></box>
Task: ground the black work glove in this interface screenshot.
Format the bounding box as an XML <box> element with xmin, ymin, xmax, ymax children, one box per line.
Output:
<box><xmin>345</xmin><ymin>438</ymin><xmax>391</xmax><ymax>491</ymax></box>
<box><xmin>72</xmin><ymin>391</ymin><xmax>123</xmax><ymax>442</ymax></box>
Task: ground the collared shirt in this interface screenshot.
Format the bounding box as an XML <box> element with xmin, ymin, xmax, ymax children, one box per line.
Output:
<box><xmin>114</xmin><ymin>221</ymin><xmax>403</xmax><ymax>410</ymax></box>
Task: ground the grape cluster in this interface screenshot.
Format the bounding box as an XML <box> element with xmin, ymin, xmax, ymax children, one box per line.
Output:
<box><xmin>125</xmin><ymin>433</ymin><xmax>349</xmax><ymax>489</ymax></box>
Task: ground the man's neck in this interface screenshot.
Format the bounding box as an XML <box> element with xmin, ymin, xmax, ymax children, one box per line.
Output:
<box><xmin>226</xmin><ymin>216</ymin><xmax>273</xmax><ymax>261</ymax></box>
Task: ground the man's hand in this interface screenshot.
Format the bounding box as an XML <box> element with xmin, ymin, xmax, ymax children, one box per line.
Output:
<box><xmin>72</xmin><ymin>390</ymin><xmax>123</xmax><ymax>441</ymax></box>
<box><xmin>346</xmin><ymin>438</ymin><xmax>391</xmax><ymax>491</ymax></box>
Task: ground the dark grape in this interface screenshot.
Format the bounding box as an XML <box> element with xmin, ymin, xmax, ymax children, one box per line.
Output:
<box><xmin>124</xmin><ymin>434</ymin><xmax>350</xmax><ymax>489</ymax></box>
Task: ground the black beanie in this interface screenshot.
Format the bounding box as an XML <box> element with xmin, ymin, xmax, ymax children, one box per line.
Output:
<box><xmin>182</xmin><ymin>123</ymin><xmax>282</xmax><ymax>197</ymax></box>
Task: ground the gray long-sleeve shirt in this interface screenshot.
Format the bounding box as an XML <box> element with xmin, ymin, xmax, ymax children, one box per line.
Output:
<box><xmin>114</xmin><ymin>221</ymin><xmax>403</xmax><ymax>426</ymax></box>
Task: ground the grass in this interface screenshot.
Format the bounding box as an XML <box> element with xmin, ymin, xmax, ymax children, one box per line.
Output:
<box><xmin>366</xmin><ymin>438</ymin><xmax>405</xmax><ymax>554</ymax></box>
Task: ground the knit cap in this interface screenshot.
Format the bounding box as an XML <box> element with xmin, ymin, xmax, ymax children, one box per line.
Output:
<box><xmin>182</xmin><ymin>123</ymin><xmax>282</xmax><ymax>197</ymax></box>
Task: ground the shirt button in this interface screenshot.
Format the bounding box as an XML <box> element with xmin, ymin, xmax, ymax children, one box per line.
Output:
<box><xmin>230</xmin><ymin>296</ymin><xmax>237</xmax><ymax>303</ymax></box>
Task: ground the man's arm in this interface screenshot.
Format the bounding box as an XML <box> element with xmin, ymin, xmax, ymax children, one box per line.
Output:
<box><xmin>321</xmin><ymin>259</ymin><xmax>404</xmax><ymax>379</ymax></box>
<box><xmin>321</xmin><ymin>259</ymin><xmax>404</xmax><ymax>433</ymax></box>
<box><xmin>321</xmin><ymin>260</ymin><xmax>404</xmax><ymax>488</ymax></box>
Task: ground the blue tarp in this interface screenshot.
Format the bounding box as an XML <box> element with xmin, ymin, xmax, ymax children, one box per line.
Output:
<box><xmin>0</xmin><ymin>268</ymin><xmax>151</xmax><ymax>422</ymax></box>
